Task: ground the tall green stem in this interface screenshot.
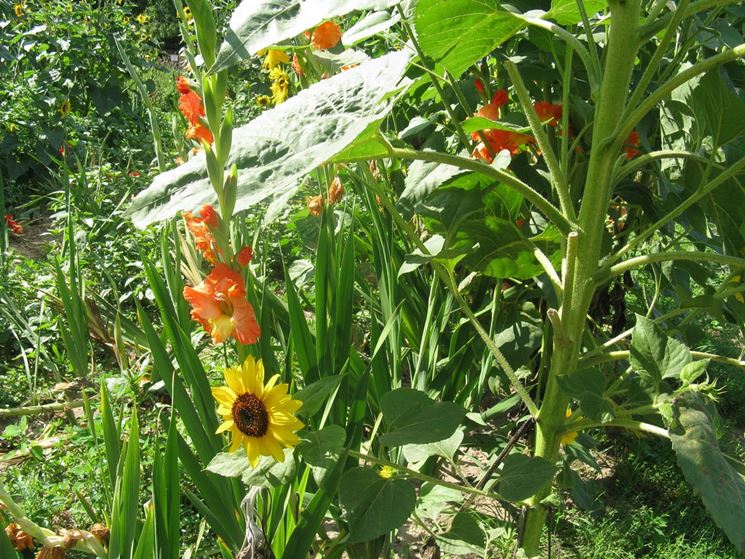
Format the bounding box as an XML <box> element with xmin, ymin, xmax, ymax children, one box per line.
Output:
<box><xmin>520</xmin><ymin>1</ymin><xmax>641</xmax><ymax>555</ymax></box>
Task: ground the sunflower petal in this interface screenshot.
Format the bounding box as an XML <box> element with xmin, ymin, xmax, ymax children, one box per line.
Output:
<box><xmin>224</xmin><ymin>367</ymin><xmax>244</xmax><ymax>393</ymax></box>
<box><xmin>216</xmin><ymin>419</ymin><xmax>234</xmax><ymax>434</ymax></box>
<box><xmin>211</xmin><ymin>386</ymin><xmax>237</xmax><ymax>406</ymax></box>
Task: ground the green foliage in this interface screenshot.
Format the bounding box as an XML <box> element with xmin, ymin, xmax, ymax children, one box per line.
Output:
<box><xmin>338</xmin><ymin>466</ymin><xmax>416</xmax><ymax>544</ymax></box>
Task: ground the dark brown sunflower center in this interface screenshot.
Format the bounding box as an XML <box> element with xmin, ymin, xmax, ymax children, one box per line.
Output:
<box><xmin>232</xmin><ymin>393</ymin><xmax>269</xmax><ymax>438</ymax></box>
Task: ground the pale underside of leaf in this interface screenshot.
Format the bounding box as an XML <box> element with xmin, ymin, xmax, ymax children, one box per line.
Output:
<box><xmin>126</xmin><ymin>51</ymin><xmax>411</xmax><ymax>228</ymax></box>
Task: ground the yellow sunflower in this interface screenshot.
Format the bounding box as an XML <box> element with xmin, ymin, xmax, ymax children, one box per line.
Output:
<box><xmin>255</xmin><ymin>94</ymin><xmax>271</xmax><ymax>108</ymax></box>
<box><xmin>212</xmin><ymin>356</ymin><xmax>304</xmax><ymax>467</ymax></box>
<box><xmin>262</xmin><ymin>49</ymin><xmax>289</xmax><ymax>70</ymax></box>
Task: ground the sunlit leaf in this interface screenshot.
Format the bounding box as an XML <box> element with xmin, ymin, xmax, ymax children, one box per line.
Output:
<box><xmin>127</xmin><ymin>51</ymin><xmax>410</xmax><ymax>228</ymax></box>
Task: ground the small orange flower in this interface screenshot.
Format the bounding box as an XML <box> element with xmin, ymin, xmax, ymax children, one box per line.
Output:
<box><xmin>473</xmin><ymin>90</ymin><xmax>508</xmax><ymax>124</ymax></box>
<box><xmin>183</xmin><ymin>211</ymin><xmax>220</xmax><ymax>264</ymax></box>
<box><xmin>311</xmin><ymin>21</ymin><xmax>342</xmax><ymax>50</ymax></box>
<box><xmin>533</xmin><ymin>101</ymin><xmax>562</xmax><ymax>126</ymax></box>
<box><xmin>236</xmin><ymin>246</ymin><xmax>253</xmax><ymax>267</ymax></box>
<box><xmin>183</xmin><ymin>264</ymin><xmax>261</xmax><ymax>345</ymax></box>
<box><xmin>4</xmin><ymin>214</ymin><xmax>23</xmax><ymax>235</ymax></box>
<box><xmin>474</xmin><ymin>79</ymin><xmax>485</xmax><ymax>96</ymax></box>
<box><xmin>328</xmin><ymin>176</ymin><xmax>344</xmax><ymax>204</ymax></box>
<box><xmin>623</xmin><ymin>130</ymin><xmax>641</xmax><ymax>159</ymax></box>
<box><xmin>307</xmin><ymin>195</ymin><xmax>324</xmax><ymax>216</ymax></box>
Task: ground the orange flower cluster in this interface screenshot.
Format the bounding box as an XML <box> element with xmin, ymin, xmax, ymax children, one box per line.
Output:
<box><xmin>623</xmin><ymin>130</ymin><xmax>641</xmax><ymax>159</ymax></box>
<box><xmin>177</xmin><ymin>76</ymin><xmax>213</xmax><ymax>145</ymax></box>
<box><xmin>183</xmin><ymin>263</ymin><xmax>261</xmax><ymax>345</ymax></box>
<box><xmin>183</xmin><ymin>206</ymin><xmax>221</xmax><ymax>264</ymax></box>
<box><xmin>311</xmin><ymin>21</ymin><xmax>342</xmax><ymax>50</ymax></box>
<box><xmin>4</xmin><ymin>213</ymin><xmax>23</xmax><ymax>234</ymax></box>
<box><xmin>182</xmin><ymin>205</ymin><xmax>260</xmax><ymax>345</ymax></box>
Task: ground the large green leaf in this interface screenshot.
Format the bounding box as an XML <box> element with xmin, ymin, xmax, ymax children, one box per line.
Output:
<box><xmin>629</xmin><ymin>314</ymin><xmax>692</xmax><ymax>390</ymax></box>
<box><xmin>211</xmin><ymin>0</ymin><xmax>399</xmax><ymax>73</ymax></box>
<box><xmin>339</xmin><ymin>467</ymin><xmax>416</xmax><ymax>543</ymax></box>
<box><xmin>499</xmin><ymin>453</ymin><xmax>557</xmax><ymax>501</ymax></box>
<box><xmin>690</xmin><ymin>69</ymin><xmax>745</xmax><ymax>148</ymax></box>
<box><xmin>414</xmin><ymin>0</ymin><xmax>524</xmax><ymax>78</ymax></box>
<box><xmin>669</xmin><ymin>393</ymin><xmax>745</xmax><ymax>550</ymax></box>
<box><xmin>379</xmin><ymin>388</ymin><xmax>466</xmax><ymax>447</ymax></box>
<box><xmin>126</xmin><ymin>51</ymin><xmax>410</xmax><ymax>228</ymax></box>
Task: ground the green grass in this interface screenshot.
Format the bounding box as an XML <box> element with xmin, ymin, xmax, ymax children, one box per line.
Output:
<box><xmin>554</xmin><ymin>434</ymin><xmax>736</xmax><ymax>559</ymax></box>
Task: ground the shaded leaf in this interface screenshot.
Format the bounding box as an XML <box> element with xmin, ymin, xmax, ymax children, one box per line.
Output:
<box><xmin>339</xmin><ymin>467</ymin><xmax>416</xmax><ymax>543</ymax></box>
<box><xmin>499</xmin><ymin>453</ymin><xmax>557</xmax><ymax>501</ymax></box>
<box><xmin>669</xmin><ymin>393</ymin><xmax>745</xmax><ymax>551</ymax></box>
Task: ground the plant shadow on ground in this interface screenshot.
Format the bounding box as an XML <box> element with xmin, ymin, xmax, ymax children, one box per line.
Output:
<box><xmin>553</xmin><ymin>431</ymin><xmax>739</xmax><ymax>559</ymax></box>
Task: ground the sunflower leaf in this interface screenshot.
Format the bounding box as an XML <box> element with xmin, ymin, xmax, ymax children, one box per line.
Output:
<box><xmin>126</xmin><ymin>51</ymin><xmax>410</xmax><ymax>228</ymax></box>
<box><xmin>339</xmin><ymin>467</ymin><xmax>416</xmax><ymax>543</ymax></box>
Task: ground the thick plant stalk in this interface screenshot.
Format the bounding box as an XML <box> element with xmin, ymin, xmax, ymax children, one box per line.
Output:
<box><xmin>519</xmin><ymin>0</ymin><xmax>642</xmax><ymax>555</ymax></box>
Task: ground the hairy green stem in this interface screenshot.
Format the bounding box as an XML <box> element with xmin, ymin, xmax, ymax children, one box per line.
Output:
<box><xmin>520</xmin><ymin>1</ymin><xmax>642</xmax><ymax>555</ymax></box>
<box><xmin>601</xmin><ymin>251</ymin><xmax>745</xmax><ymax>282</ymax></box>
<box><xmin>616</xmin><ymin>43</ymin><xmax>745</xmax><ymax>145</ymax></box>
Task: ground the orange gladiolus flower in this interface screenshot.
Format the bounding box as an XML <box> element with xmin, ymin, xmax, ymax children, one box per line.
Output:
<box><xmin>183</xmin><ymin>210</ymin><xmax>220</xmax><ymax>264</ymax></box>
<box><xmin>473</xmin><ymin>89</ymin><xmax>508</xmax><ymax>124</ymax></box>
<box><xmin>199</xmin><ymin>203</ymin><xmax>220</xmax><ymax>228</ymax></box>
<box><xmin>311</xmin><ymin>21</ymin><xmax>342</xmax><ymax>50</ymax></box>
<box><xmin>183</xmin><ymin>264</ymin><xmax>261</xmax><ymax>345</ymax></box>
<box><xmin>186</xmin><ymin>123</ymin><xmax>214</xmax><ymax>144</ymax></box>
<box><xmin>533</xmin><ymin>101</ymin><xmax>562</xmax><ymax>126</ymax></box>
<box><xmin>179</xmin><ymin>91</ymin><xmax>205</xmax><ymax>125</ymax></box>
<box><xmin>4</xmin><ymin>214</ymin><xmax>23</xmax><ymax>235</ymax></box>
<box><xmin>623</xmin><ymin>130</ymin><xmax>641</xmax><ymax>159</ymax></box>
